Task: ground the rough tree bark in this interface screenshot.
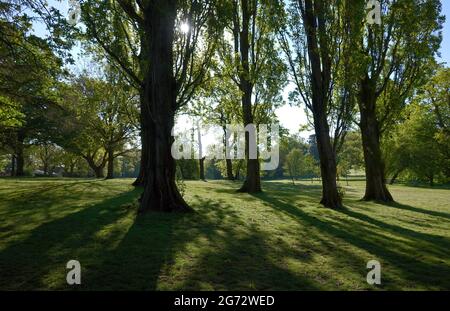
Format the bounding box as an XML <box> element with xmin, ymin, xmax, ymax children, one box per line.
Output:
<box><xmin>302</xmin><ymin>0</ymin><xmax>341</xmax><ymax>208</ymax></box>
<box><xmin>106</xmin><ymin>149</ymin><xmax>115</xmax><ymax>179</ymax></box>
<box><xmin>237</xmin><ymin>0</ymin><xmax>261</xmax><ymax>193</ymax></box>
<box><xmin>133</xmin><ymin>90</ymin><xmax>149</xmax><ymax>186</ymax></box>
<box><xmin>313</xmin><ymin>116</ymin><xmax>341</xmax><ymax>208</ymax></box>
<box><xmin>138</xmin><ymin>0</ymin><xmax>191</xmax><ymax>213</ymax></box>
<box><xmin>358</xmin><ymin>78</ymin><xmax>393</xmax><ymax>202</ymax></box>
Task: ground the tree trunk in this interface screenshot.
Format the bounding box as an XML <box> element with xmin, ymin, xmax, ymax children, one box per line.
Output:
<box><xmin>11</xmin><ymin>154</ymin><xmax>16</xmax><ymax>177</ymax></box>
<box><xmin>238</xmin><ymin>92</ymin><xmax>261</xmax><ymax>192</ymax></box>
<box><xmin>313</xmin><ymin>116</ymin><xmax>342</xmax><ymax>208</ymax></box>
<box><xmin>139</xmin><ymin>0</ymin><xmax>191</xmax><ymax>213</ymax></box>
<box><xmin>302</xmin><ymin>0</ymin><xmax>341</xmax><ymax>208</ymax></box>
<box><xmin>15</xmin><ymin>132</ymin><xmax>25</xmax><ymax>177</ymax></box>
<box><xmin>222</xmin><ymin>125</ymin><xmax>235</xmax><ymax>181</ymax></box>
<box><xmin>84</xmin><ymin>156</ymin><xmax>105</xmax><ymax>179</ymax></box>
<box><xmin>93</xmin><ymin>166</ymin><xmax>104</xmax><ymax>179</ymax></box>
<box><xmin>106</xmin><ymin>149</ymin><xmax>115</xmax><ymax>179</ymax></box>
<box><xmin>358</xmin><ymin>79</ymin><xmax>393</xmax><ymax>202</ymax></box>
<box><xmin>226</xmin><ymin>159</ymin><xmax>234</xmax><ymax>180</ymax></box>
<box><xmin>197</xmin><ymin>121</ymin><xmax>206</xmax><ymax>181</ymax></box>
<box><xmin>133</xmin><ymin>90</ymin><xmax>149</xmax><ymax>187</ymax></box>
<box><xmin>199</xmin><ymin>157</ymin><xmax>206</xmax><ymax>181</ymax></box>
<box><xmin>235</xmin><ymin>160</ymin><xmax>242</xmax><ymax>181</ymax></box>
<box><xmin>237</xmin><ymin>1</ymin><xmax>261</xmax><ymax>193</ymax></box>
<box><xmin>389</xmin><ymin>171</ymin><xmax>400</xmax><ymax>185</ymax></box>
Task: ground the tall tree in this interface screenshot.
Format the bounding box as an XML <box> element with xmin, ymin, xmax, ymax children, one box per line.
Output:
<box><xmin>0</xmin><ymin>10</ymin><xmax>65</xmax><ymax>176</ymax></box>
<box><xmin>354</xmin><ymin>0</ymin><xmax>443</xmax><ymax>201</ymax></box>
<box><xmin>82</xmin><ymin>0</ymin><xmax>220</xmax><ymax>212</ymax></box>
<box><xmin>279</xmin><ymin>0</ymin><xmax>357</xmax><ymax>208</ymax></box>
<box><xmin>222</xmin><ymin>0</ymin><xmax>286</xmax><ymax>193</ymax></box>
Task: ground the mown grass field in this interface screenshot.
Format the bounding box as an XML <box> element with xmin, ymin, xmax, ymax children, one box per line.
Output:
<box><xmin>0</xmin><ymin>178</ymin><xmax>449</xmax><ymax>290</ymax></box>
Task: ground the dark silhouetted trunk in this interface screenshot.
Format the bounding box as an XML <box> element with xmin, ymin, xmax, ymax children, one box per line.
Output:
<box><xmin>390</xmin><ymin>171</ymin><xmax>400</xmax><ymax>185</ymax></box>
<box><xmin>11</xmin><ymin>154</ymin><xmax>16</xmax><ymax>177</ymax></box>
<box><xmin>313</xmin><ymin>116</ymin><xmax>342</xmax><ymax>208</ymax></box>
<box><xmin>358</xmin><ymin>79</ymin><xmax>393</xmax><ymax>202</ymax></box>
<box><xmin>237</xmin><ymin>0</ymin><xmax>261</xmax><ymax>193</ymax></box>
<box><xmin>139</xmin><ymin>0</ymin><xmax>191</xmax><ymax>213</ymax></box>
<box><xmin>93</xmin><ymin>166</ymin><xmax>104</xmax><ymax>178</ymax></box>
<box><xmin>222</xmin><ymin>124</ymin><xmax>235</xmax><ymax>181</ymax></box>
<box><xmin>106</xmin><ymin>149</ymin><xmax>114</xmax><ymax>179</ymax></box>
<box><xmin>199</xmin><ymin>157</ymin><xmax>206</xmax><ymax>181</ymax></box>
<box><xmin>69</xmin><ymin>163</ymin><xmax>75</xmax><ymax>176</ymax></box>
<box><xmin>197</xmin><ymin>121</ymin><xmax>206</xmax><ymax>181</ymax></box>
<box><xmin>428</xmin><ymin>175</ymin><xmax>434</xmax><ymax>187</ymax></box>
<box><xmin>226</xmin><ymin>159</ymin><xmax>234</xmax><ymax>180</ymax></box>
<box><xmin>15</xmin><ymin>132</ymin><xmax>25</xmax><ymax>177</ymax></box>
<box><xmin>133</xmin><ymin>90</ymin><xmax>149</xmax><ymax>186</ymax></box>
<box><xmin>84</xmin><ymin>155</ymin><xmax>106</xmax><ymax>179</ymax></box>
<box><xmin>302</xmin><ymin>0</ymin><xmax>341</xmax><ymax>208</ymax></box>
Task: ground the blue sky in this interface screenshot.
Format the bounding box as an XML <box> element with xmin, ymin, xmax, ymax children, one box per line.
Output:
<box><xmin>438</xmin><ymin>0</ymin><xmax>450</xmax><ymax>64</ymax></box>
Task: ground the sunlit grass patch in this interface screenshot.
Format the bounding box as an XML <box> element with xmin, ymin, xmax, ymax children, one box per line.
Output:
<box><xmin>0</xmin><ymin>178</ymin><xmax>448</xmax><ymax>290</ymax></box>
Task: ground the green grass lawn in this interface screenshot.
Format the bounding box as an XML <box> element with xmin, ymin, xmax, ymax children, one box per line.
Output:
<box><xmin>0</xmin><ymin>178</ymin><xmax>449</xmax><ymax>290</ymax></box>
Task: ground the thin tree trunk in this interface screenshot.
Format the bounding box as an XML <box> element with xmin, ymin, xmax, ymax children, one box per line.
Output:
<box><xmin>222</xmin><ymin>124</ymin><xmax>235</xmax><ymax>181</ymax></box>
<box><xmin>359</xmin><ymin>79</ymin><xmax>393</xmax><ymax>202</ymax></box>
<box><xmin>197</xmin><ymin>121</ymin><xmax>206</xmax><ymax>181</ymax></box>
<box><xmin>139</xmin><ymin>0</ymin><xmax>191</xmax><ymax>213</ymax></box>
<box><xmin>389</xmin><ymin>171</ymin><xmax>400</xmax><ymax>185</ymax></box>
<box><xmin>11</xmin><ymin>154</ymin><xmax>16</xmax><ymax>177</ymax></box>
<box><xmin>235</xmin><ymin>160</ymin><xmax>242</xmax><ymax>181</ymax></box>
<box><xmin>15</xmin><ymin>132</ymin><xmax>25</xmax><ymax>177</ymax></box>
<box><xmin>106</xmin><ymin>149</ymin><xmax>114</xmax><ymax>179</ymax></box>
<box><xmin>226</xmin><ymin>159</ymin><xmax>234</xmax><ymax>180</ymax></box>
<box><xmin>199</xmin><ymin>157</ymin><xmax>206</xmax><ymax>181</ymax></box>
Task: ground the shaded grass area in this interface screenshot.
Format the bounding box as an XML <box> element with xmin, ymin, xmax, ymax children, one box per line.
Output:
<box><xmin>0</xmin><ymin>178</ymin><xmax>448</xmax><ymax>290</ymax></box>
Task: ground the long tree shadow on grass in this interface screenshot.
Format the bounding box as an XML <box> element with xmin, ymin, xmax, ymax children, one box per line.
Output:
<box><xmin>0</xmin><ymin>180</ymin><xmax>129</xmax><ymax>243</ymax></box>
<box><xmin>0</xmin><ymin>182</ymin><xmax>320</xmax><ymax>290</ymax></box>
<box><xmin>83</xmin><ymin>195</ymin><xmax>320</xmax><ymax>290</ymax></box>
<box><xmin>251</xmin><ymin>190</ymin><xmax>450</xmax><ymax>290</ymax></box>
<box><xmin>0</xmin><ymin>188</ymin><xmax>142</xmax><ymax>290</ymax></box>
<box><xmin>380</xmin><ymin>201</ymin><xmax>450</xmax><ymax>220</ymax></box>
<box><xmin>164</xmin><ymin>197</ymin><xmax>320</xmax><ymax>290</ymax></box>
